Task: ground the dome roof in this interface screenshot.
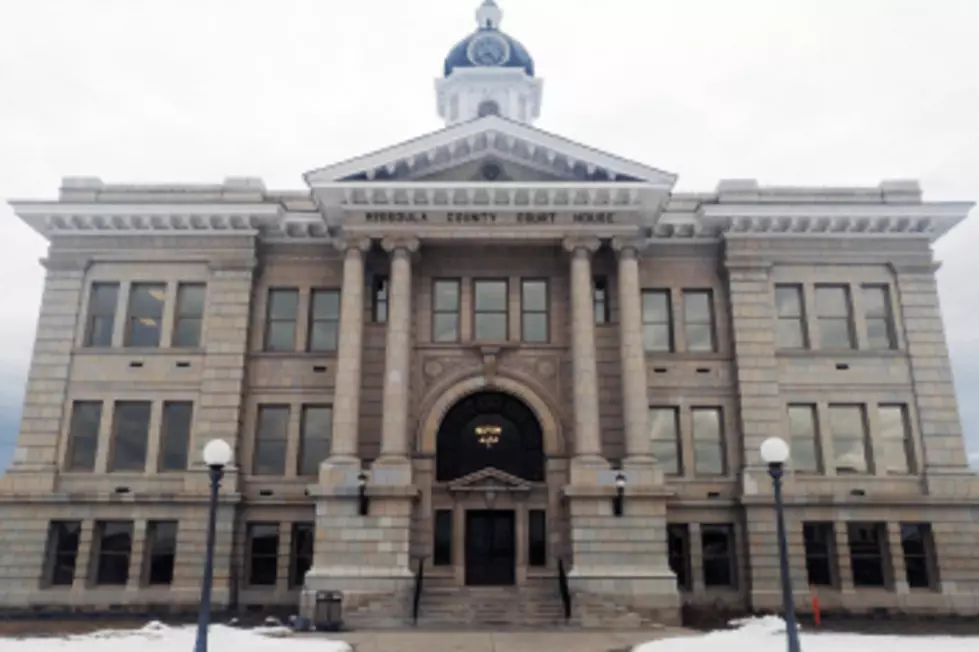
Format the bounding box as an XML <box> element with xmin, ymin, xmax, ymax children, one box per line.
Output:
<box><xmin>443</xmin><ymin>1</ymin><xmax>534</xmax><ymax>78</ymax></box>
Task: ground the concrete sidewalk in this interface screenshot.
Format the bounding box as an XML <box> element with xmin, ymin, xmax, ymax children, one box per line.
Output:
<box><xmin>326</xmin><ymin>627</ymin><xmax>692</xmax><ymax>652</ymax></box>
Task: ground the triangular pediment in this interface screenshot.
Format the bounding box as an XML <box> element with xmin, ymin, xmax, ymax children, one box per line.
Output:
<box><xmin>304</xmin><ymin>115</ymin><xmax>676</xmax><ymax>188</ymax></box>
<box><xmin>446</xmin><ymin>467</ymin><xmax>533</xmax><ymax>492</ymax></box>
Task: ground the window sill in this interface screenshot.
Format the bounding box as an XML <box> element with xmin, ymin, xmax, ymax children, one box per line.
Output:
<box><xmin>644</xmin><ymin>352</ymin><xmax>729</xmax><ymax>361</ymax></box>
<box><xmin>74</xmin><ymin>347</ymin><xmax>206</xmax><ymax>356</ymax></box>
<box><xmin>776</xmin><ymin>348</ymin><xmax>903</xmax><ymax>358</ymax></box>
<box><xmin>251</xmin><ymin>351</ymin><xmax>339</xmax><ymax>358</ymax></box>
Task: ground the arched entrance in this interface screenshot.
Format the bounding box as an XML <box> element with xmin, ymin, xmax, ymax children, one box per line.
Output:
<box><xmin>435</xmin><ymin>391</ymin><xmax>545</xmax><ymax>483</ymax></box>
<box><xmin>431</xmin><ymin>390</ymin><xmax>551</xmax><ymax>586</ymax></box>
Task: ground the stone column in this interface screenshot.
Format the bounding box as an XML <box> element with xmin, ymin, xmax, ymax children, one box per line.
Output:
<box><xmin>376</xmin><ymin>236</ymin><xmax>420</xmax><ymax>471</ymax></box>
<box><xmin>324</xmin><ymin>237</ymin><xmax>372</xmax><ymax>467</ymax></box>
<box><xmin>562</xmin><ymin>236</ymin><xmax>604</xmax><ymax>468</ymax></box>
<box><xmin>612</xmin><ymin>237</ymin><xmax>656</xmax><ymax>477</ymax></box>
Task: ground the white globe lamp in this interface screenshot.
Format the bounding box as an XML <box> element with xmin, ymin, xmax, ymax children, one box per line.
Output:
<box><xmin>203</xmin><ymin>439</ymin><xmax>233</xmax><ymax>468</ymax></box>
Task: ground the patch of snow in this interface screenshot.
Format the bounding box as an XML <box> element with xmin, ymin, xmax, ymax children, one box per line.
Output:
<box><xmin>634</xmin><ymin>616</ymin><xmax>979</xmax><ymax>652</ymax></box>
<box><xmin>1</xmin><ymin>623</ymin><xmax>351</xmax><ymax>652</ymax></box>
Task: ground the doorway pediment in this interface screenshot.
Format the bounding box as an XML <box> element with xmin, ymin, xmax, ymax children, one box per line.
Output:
<box><xmin>447</xmin><ymin>467</ymin><xmax>533</xmax><ymax>493</ymax></box>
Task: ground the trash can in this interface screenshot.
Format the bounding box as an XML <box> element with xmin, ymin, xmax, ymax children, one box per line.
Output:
<box><xmin>313</xmin><ymin>590</ymin><xmax>343</xmax><ymax>632</ymax></box>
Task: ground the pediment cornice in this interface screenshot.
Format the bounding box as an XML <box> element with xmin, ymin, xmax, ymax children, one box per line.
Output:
<box><xmin>446</xmin><ymin>467</ymin><xmax>534</xmax><ymax>492</ymax></box>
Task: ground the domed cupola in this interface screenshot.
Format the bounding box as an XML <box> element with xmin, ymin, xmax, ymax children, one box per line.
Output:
<box><xmin>435</xmin><ymin>1</ymin><xmax>544</xmax><ymax>126</ymax></box>
<box><xmin>443</xmin><ymin>0</ymin><xmax>535</xmax><ymax>78</ymax></box>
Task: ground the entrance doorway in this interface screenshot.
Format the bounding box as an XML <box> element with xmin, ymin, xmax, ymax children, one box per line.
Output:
<box><xmin>465</xmin><ymin>510</ymin><xmax>516</xmax><ymax>586</ymax></box>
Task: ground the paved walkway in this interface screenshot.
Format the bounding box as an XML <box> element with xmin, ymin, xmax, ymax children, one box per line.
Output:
<box><xmin>327</xmin><ymin>628</ymin><xmax>693</xmax><ymax>652</ymax></box>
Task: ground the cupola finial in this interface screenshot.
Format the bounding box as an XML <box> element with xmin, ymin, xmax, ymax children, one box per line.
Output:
<box><xmin>476</xmin><ymin>0</ymin><xmax>502</xmax><ymax>29</ymax></box>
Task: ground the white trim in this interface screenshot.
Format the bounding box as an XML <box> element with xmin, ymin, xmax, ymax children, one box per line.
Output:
<box><xmin>304</xmin><ymin>115</ymin><xmax>677</xmax><ymax>186</ymax></box>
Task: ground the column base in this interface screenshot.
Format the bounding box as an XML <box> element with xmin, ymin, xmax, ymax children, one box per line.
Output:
<box><xmin>568</xmin><ymin>454</ymin><xmax>609</xmax><ymax>486</ymax></box>
<box><xmin>622</xmin><ymin>455</ymin><xmax>664</xmax><ymax>487</ymax></box>
<box><xmin>370</xmin><ymin>455</ymin><xmax>413</xmax><ymax>486</ymax></box>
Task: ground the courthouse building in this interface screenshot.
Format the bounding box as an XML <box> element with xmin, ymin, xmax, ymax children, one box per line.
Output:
<box><xmin>2</xmin><ymin>0</ymin><xmax>978</xmax><ymax>627</ymax></box>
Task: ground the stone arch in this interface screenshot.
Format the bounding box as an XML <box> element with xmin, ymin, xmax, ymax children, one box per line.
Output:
<box><xmin>417</xmin><ymin>373</ymin><xmax>563</xmax><ymax>457</ymax></box>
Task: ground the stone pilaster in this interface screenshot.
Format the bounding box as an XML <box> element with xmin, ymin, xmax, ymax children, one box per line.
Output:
<box><xmin>1</xmin><ymin>255</ymin><xmax>89</xmax><ymax>493</ymax></box>
<box><xmin>562</xmin><ymin>236</ymin><xmax>604</xmax><ymax>477</ymax></box>
<box><xmin>890</xmin><ymin>262</ymin><xmax>975</xmax><ymax>495</ymax></box>
<box><xmin>376</xmin><ymin>236</ymin><xmax>420</xmax><ymax>472</ymax></box>
<box><xmin>612</xmin><ymin>236</ymin><xmax>660</xmax><ymax>485</ymax></box>
<box><xmin>323</xmin><ymin>236</ymin><xmax>372</xmax><ymax>472</ymax></box>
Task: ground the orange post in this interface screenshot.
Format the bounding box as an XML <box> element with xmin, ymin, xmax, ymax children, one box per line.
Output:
<box><xmin>811</xmin><ymin>586</ymin><xmax>821</xmax><ymax>626</ymax></box>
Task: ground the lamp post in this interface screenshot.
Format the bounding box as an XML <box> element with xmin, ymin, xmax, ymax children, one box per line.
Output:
<box><xmin>759</xmin><ymin>436</ymin><xmax>801</xmax><ymax>652</ymax></box>
<box><xmin>612</xmin><ymin>471</ymin><xmax>626</xmax><ymax>517</ymax></box>
<box><xmin>194</xmin><ymin>439</ymin><xmax>233</xmax><ymax>652</ymax></box>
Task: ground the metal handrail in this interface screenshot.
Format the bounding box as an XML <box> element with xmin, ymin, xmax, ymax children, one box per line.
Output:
<box><xmin>557</xmin><ymin>557</ymin><xmax>572</xmax><ymax>622</ymax></box>
<box><xmin>412</xmin><ymin>555</ymin><xmax>426</xmax><ymax>625</ymax></box>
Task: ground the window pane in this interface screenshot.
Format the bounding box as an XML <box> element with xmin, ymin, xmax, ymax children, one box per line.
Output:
<box><xmin>308</xmin><ymin>321</ymin><xmax>339</xmax><ymax>351</ymax></box>
<box><xmin>255</xmin><ymin>406</ymin><xmax>289</xmax><ymax>475</ymax></box>
<box><xmin>642</xmin><ymin>291</ymin><xmax>669</xmax><ymax>323</ymax></box>
<box><xmin>848</xmin><ymin>523</ymin><xmax>886</xmax><ymax>587</ymax></box>
<box><xmin>265</xmin><ymin>321</ymin><xmax>296</xmax><ymax>352</ymax></box>
<box><xmin>685</xmin><ymin>323</ymin><xmax>714</xmax><ymax>352</ymax></box>
<box><xmin>521</xmin><ymin>281</ymin><xmax>547</xmax><ymax>311</ymax></box>
<box><xmin>528</xmin><ymin>510</ymin><xmax>547</xmax><ymax>567</ymax></box>
<box><xmin>311</xmin><ymin>290</ymin><xmax>340</xmax><ymax>319</ymax></box>
<box><xmin>299</xmin><ymin>406</ymin><xmax>333</xmax><ymax>476</ymax></box>
<box><xmin>475</xmin><ymin>313</ymin><xmax>507</xmax><ymax>341</ymax></box>
<box><xmin>667</xmin><ymin>524</ymin><xmax>691</xmax><ymax>590</ymax></box>
<box><xmin>702</xmin><ymin>526</ymin><xmax>735</xmax><ymax>587</ymax></box>
<box><xmin>803</xmin><ymin>523</ymin><xmax>835</xmax><ymax>586</ymax></box>
<box><xmin>693</xmin><ymin>408</ymin><xmax>724</xmax><ymax>475</ymax></box>
<box><xmin>777</xmin><ymin>320</ymin><xmax>805</xmax><ymax>349</ymax></box>
<box><xmin>46</xmin><ymin>521</ymin><xmax>81</xmax><ymax>586</ymax></box>
<box><xmin>291</xmin><ymin>522</ymin><xmax>314</xmax><ymax>588</ymax></box>
<box><xmin>268</xmin><ymin>289</ymin><xmax>299</xmax><ymax>319</ymax></box>
<box><xmin>866</xmin><ymin>318</ymin><xmax>894</xmax><ymax>349</ymax></box>
<box><xmin>593</xmin><ymin>277</ymin><xmax>609</xmax><ymax>325</ymax></box>
<box><xmin>248</xmin><ymin>523</ymin><xmax>279</xmax><ymax>586</ymax></box>
<box><xmin>373</xmin><ymin>277</ymin><xmax>389</xmax><ymax>324</ymax></box>
<box><xmin>172</xmin><ymin>318</ymin><xmax>202</xmax><ymax>348</ymax></box>
<box><xmin>67</xmin><ymin>401</ymin><xmax>102</xmax><ymax>471</ymax></box>
<box><xmin>878</xmin><ymin>405</ymin><xmax>911</xmax><ymax>474</ymax></box>
<box><xmin>775</xmin><ymin>285</ymin><xmax>802</xmax><ymax>317</ymax></box>
<box><xmin>649</xmin><ymin>408</ymin><xmax>680</xmax><ymax>475</ymax></box>
<box><xmin>110</xmin><ymin>402</ymin><xmax>151</xmax><ymax>472</ymax></box>
<box><xmin>787</xmin><ymin>406</ymin><xmax>819</xmax><ymax>473</ymax></box>
<box><xmin>176</xmin><ymin>284</ymin><xmax>206</xmax><ymax>317</ymax></box>
<box><xmin>820</xmin><ymin>318</ymin><xmax>853</xmax><ymax>349</ymax></box>
<box><xmin>684</xmin><ymin>291</ymin><xmax>711</xmax><ymax>322</ymax></box>
<box><xmin>475</xmin><ymin>281</ymin><xmax>507</xmax><ymax>311</ymax></box>
<box><xmin>830</xmin><ymin>405</ymin><xmax>868</xmax><ymax>473</ymax></box>
<box><xmin>816</xmin><ymin>286</ymin><xmax>849</xmax><ymax>317</ymax></box>
<box><xmin>147</xmin><ymin>521</ymin><xmax>178</xmax><ymax>585</ymax></box>
<box><xmin>86</xmin><ymin>283</ymin><xmax>119</xmax><ymax>346</ymax></box>
<box><xmin>160</xmin><ymin>402</ymin><xmax>193</xmax><ymax>472</ymax></box>
<box><xmin>95</xmin><ymin>521</ymin><xmax>133</xmax><ymax>586</ymax></box>
<box><xmin>433</xmin><ymin>313</ymin><xmax>459</xmax><ymax>343</ymax></box>
<box><xmin>126</xmin><ymin>284</ymin><xmax>166</xmax><ymax>347</ymax></box>
<box><xmin>522</xmin><ymin>313</ymin><xmax>548</xmax><ymax>342</ymax></box>
<box><xmin>643</xmin><ymin>324</ymin><xmax>671</xmax><ymax>352</ymax></box>
<box><xmin>433</xmin><ymin>281</ymin><xmax>460</xmax><ymax>311</ymax></box>
<box><xmin>433</xmin><ymin>510</ymin><xmax>453</xmax><ymax>566</ymax></box>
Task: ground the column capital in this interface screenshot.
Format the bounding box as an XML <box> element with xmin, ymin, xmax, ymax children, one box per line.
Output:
<box><xmin>610</xmin><ymin>236</ymin><xmax>647</xmax><ymax>259</ymax></box>
<box><xmin>381</xmin><ymin>236</ymin><xmax>421</xmax><ymax>257</ymax></box>
<box><xmin>332</xmin><ymin>235</ymin><xmax>372</xmax><ymax>255</ymax></box>
<box><xmin>562</xmin><ymin>236</ymin><xmax>601</xmax><ymax>257</ymax></box>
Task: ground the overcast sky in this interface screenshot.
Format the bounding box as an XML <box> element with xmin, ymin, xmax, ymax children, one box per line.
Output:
<box><xmin>0</xmin><ymin>0</ymin><xmax>977</xmax><ymax>471</ymax></box>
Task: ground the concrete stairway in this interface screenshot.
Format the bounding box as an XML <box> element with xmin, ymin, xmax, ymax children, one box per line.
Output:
<box><xmin>414</xmin><ymin>584</ymin><xmax>570</xmax><ymax>628</ymax></box>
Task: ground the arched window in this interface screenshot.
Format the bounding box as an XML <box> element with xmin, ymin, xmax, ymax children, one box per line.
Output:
<box><xmin>477</xmin><ymin>99</ymin><xmax>501</xmax><ymax>117</ymax></box>
<box><xmin>436</xmin><ymin>391</ymin><xmax>544</xmax><ymax>482</ymax></box>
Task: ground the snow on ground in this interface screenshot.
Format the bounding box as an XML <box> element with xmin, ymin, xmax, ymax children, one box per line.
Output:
<box><xmin>635</xmin><ymin>616</ymin><xmax>979</xmax><ymax>652</ymax></box>
<box><xmin>0</xmin><ymin>621</ymin><xmax>351</xmax><ymax>652</ymax></box>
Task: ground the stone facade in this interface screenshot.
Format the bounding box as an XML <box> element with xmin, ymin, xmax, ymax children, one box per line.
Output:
<box><xmin>2</xmin><ymin>6</ymin><xmax>978</xmax><ymax>621</ymax></box>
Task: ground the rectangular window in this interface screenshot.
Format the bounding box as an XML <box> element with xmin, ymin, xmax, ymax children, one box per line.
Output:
<box><xmin>172</xmin><ymin>283</ymin><xmax>206</xmax><ymax>347</ymax></box>
<box><xmin>642</xmin><ymin>290</ymin><xmax>673</xmax><ymax>352</ymax></box>
<box><xmin>433</xmin><ymin>510</ymin><xmax>453</xmax><ymax>567</ymax></box>
<box><xmin>247</xmin><ymin>523</ymin><xmax>280</xmax><ymax>586</ymax></box>
<box><xmin>815</xmin><ymin>285</ymin><xmax>854</xmax><ymax>349</ymax></box>
<box><xmin>43</xmin><ymin>521</ymin><xmax>81</xmax><ymax>586</ymax></box>
<box><xmin>862</xmin><ymin>285</ymin><xmax>896</xmax><ymax>349</ymax></box>
<box><xmin>775</xmin><ymin>284</ymin><xmax>807</xmax><ymax>349</ymax></box>
<box><xmin>683</xmin><ymin>290</ymin><xmax>716</xmax><ymax>352</ymax></box>
<box><xmin>787</xmin><ymin>405</ymin><xmax>820</xmax><ymax>473</ymax></box>
<box><xmin>593</xmin><ymin>277</ymin><xmax>610</xmax><ymax>325</ymax></box>
<box><xmin>254</xmin><ymin>405</ymin><xmax>289</xmax><ymax>476</ymax></box>
<box><xmin>264</xmin><ymin>288</ymin><xmax>299</xmax><ymax>351</ymax></box>
<box><xmin>829</xmin><ymin>405</ymin><xmax>870</xmax><ymax>474</ymax></box>
<box><xmin>125</xmin><ymin>283</ymin><xmax>166</xmax><ymax>348</ymax></box>
<box><xmin>85</xmin><ymin>282</ymin><xmax>119</xmax><ymax>347</ymax></box>
<box><xmin>847</xmin><ymin>522</ymin><xmax>888</xmax><ymax>588</ymax></box>
<box><xmin>109</xmin><ymin>401</ymin><xmax>152</xmax><ymax>472</ymax></box>
<box><xmin>692</xmin><ymin>407</ymin><xmax>725</xmax><ymax>476</ymax></box>
<box><xmin>372</xmin><ymin>276</ymin><xmax>389</xmax><ymax>324</ymax></box>
<box><xmin>93</xmin><ymin>520</ymin><xmax>134</xmax><ymax>586</ymax></box>
<box><xmin>66</xmin><ymin>401</ymin><xmax>102</xmax><ymax>472</ymax></box>
<box><xmin>474</xmin><ymin>279</ymin><xmax>508</xmax><ymax>341</ymax></box>
<box><xmin>649</xmin><ymin>407</ymin><xmax>681</xmax><ymax>475</ymax></box>
<box><xmin>528</xmin><ymin>509</ymin><xmax>547</xmax><ymax>567</ymax></box>
<box><xmin>803</xmin><ymin>522</ymin><xmax>836</xmax><ymax>587</ymax></box>
<box><xmin>432</xmin><ymin>279</ymin><xmax>461</xmax><ymax>343</ymax></box>
<box><xmin>308</xmin><ymin>289</ymin><xmax>341</xmax><ymax>352</ymax></box>
<box><xmin>901</xmin><ymin>523</ymin><xmax>937</xmax><ymax>590</ymax></box>
<box><xmin>667</xmin><ymin>524</ymin><xmax>692</xmax><ymax>590</ymax></box>
<box><xmin>878</xmin><ymin>404</ymin><xmax>914</xmax><ymax>474</ymax></box>
<box><xmin>290</xmin><ymin>522</ymin><xmax>314</xmax><ymax>588</ymax></box>
<box><xmin>298</xmin><ymin>405</ymin><xmax>333</xmax><ymax>476</ymax></box>
<box><xmin>159</xmin><ymin>402</ymin><xmax>192</xmax><ymax>472</ymax></box>
<box><xmin>702</xmin><ymin>524</ymin><xmax>737</xmax><ymax>588</ymax></box>
<box><xmin>521</xmin><ymin>279</ymin><xmax>549</xmax><ymax>343</ymax></box>
<box><xmin>144</xmin><ymin>521</ymin><xmax>178</xmax><ymax>586</ymax></box>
